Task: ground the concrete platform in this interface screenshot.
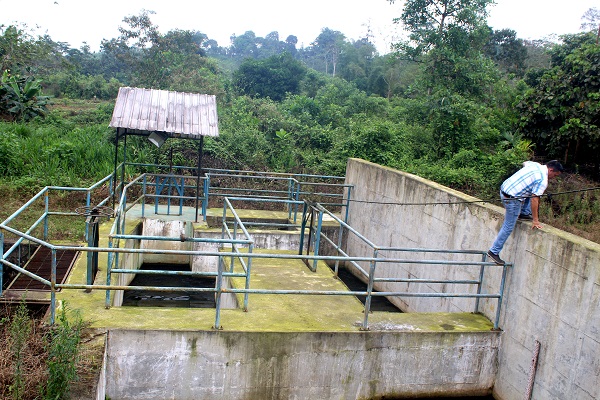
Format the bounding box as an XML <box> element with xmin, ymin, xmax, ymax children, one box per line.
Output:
<box><xmin>55</xmin><ymin>205</ymin><xmax>495</xmax><ymax>333</ymax></box>
<box><xmin>50</xmin><ymin>205</ymin><xmax>499</xmax><ymax>399</ymax></box>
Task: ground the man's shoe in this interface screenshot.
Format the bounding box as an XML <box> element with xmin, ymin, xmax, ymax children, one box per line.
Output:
<box><xmin>487</xmin><ymin>251</ymin><xmax>505</xmax><ymax>265</ymax></box>
<box><xmin>518</xmin><ymin>214</ymin><xmax>533</xmax><ymax>220</ymax></box>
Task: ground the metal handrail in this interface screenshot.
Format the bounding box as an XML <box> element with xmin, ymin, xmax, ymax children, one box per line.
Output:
<box><xmin>1</xmin><ymin>167</ymin><xmax>505</xmax><ymax>331</ymax></box>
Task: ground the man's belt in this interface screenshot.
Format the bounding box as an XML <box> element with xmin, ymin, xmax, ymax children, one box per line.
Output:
<box><xmin>501</xmin><ymin>191</ymin><xmax>517</xmax><ymax>199</ymax></box>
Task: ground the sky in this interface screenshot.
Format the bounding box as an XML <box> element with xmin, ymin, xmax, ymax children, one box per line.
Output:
<box><xmin>0</xmin><ymin>0</ymin><xmax>597</xmax><ymax>54</ymax></box>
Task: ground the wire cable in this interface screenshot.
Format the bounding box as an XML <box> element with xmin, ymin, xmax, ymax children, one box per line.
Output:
<box><xmin>341</xmin><ymin>186</ymin><xmax>600</xmax><ymax>207</ymax></box>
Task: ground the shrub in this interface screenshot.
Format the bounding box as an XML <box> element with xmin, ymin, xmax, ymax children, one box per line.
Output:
<box><xmin>44</xmin><ymin>304</ymin><xmax>84</xmax><ymax>400</ymax></box>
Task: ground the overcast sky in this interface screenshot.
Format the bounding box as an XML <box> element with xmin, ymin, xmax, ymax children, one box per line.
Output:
<box><xmin>0</xmin><ymin>0</ymin><xmax>597</xmax><ymax>54</ymax></box>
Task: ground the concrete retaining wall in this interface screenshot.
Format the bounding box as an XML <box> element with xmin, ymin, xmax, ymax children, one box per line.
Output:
<box><xmin>113</xmin><ymin>222</ymin><xmax>143</xmax><ymax>307</ymax></box>
<box><xmin>105</xmin><ymin>329</ymin><xmax>498</xmax><ymax>400</ymax></box>
<box><xmin>344</xmin><ymin>158</ymin><xmax>600</xmax><ymax>400</ymax></box>
<box><xmin>142</xmin><ymin>219</ymin><xmax>192</xmax><ymax>265</ymax></box>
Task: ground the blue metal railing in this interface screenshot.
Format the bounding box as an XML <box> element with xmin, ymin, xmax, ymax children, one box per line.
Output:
<box><xmin>304</xmin><ymin>202</ymin><xmax>508</xmax><ymax>329</ymax></box>
<box><xmin>1</xmin><ymin>166</ymin><xmax>506</xmax><ymax>331</ymax></box>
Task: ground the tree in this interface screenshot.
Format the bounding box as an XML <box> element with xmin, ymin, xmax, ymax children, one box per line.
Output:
<box><xmin>389</xmin><ymin>0</ymin><xmax>493</xmax><ymax>58</ymax></box>
<box><xmin>311</xmin><ymin>28</ymin><xmax>346</xmax><ymax>76</ymax></box>
<box><xmin>258</xmin><ymin>31</ymin><xmax>286</xmax><ymax>58</ymax></box>
<box><xmin>233</xmin><ymin>52</ymin><xmax>307</xmax><ymax>101</ymax></box>
<box><xmin>229</xmin><ymin>31</ymin><xmax>259</xmax><ymax>59</ymax></box>
<box><xmin>388</xmin><ymin>0</ymin><xmax>496</xmax><ymax>97</ymax></box>
<box><xmin>0</xmin><ymin>24</ymin><xmax>68</xmax><ymax>77</ymax></box>
<box><xmin>522</xmin><ymin>39</ymin><xmax>552</xmax><ymax>71</ymax></box>
<box><xmin>580</xmin><ymin>7</ymin><xmax>600</xmax><ymax>33</ymax></box>
<box><xmin>284</xmin><ymin>35</ymin><xmax>298</xmax><ymax>56</ymax></box>
<box><xmin>338</xmin><ymin>38</ymin><xmax>377</xmax><ymax>92</ymax></box>
<box><xmin>517</xmin><ymin>32</ymin><xmax>600</xmax><ymax>170</ymax></box>
<box><xmin>100</xmin><ymin>10</ymin><xmax>221</xmax><ymax>93</ymax></box>
<box><xmin>484</xmin><ymin>28</ymin><xmax>527</xmax><ymax>76</ymax></box>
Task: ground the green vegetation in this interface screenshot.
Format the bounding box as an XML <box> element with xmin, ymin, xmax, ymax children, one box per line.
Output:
<box><xmin>1</xmin><ymin>301</ymin><xmax>87</xmax><ymax>399</ymax></box>
<box><xmin>0</xmin><ymin>4</ymin><xmax>598</xmax><ymax>395</ymax></box>
<box><xmin>44</xmin><ymin>305</ymin><xmax>84</xmax><ymax>400</ymax></box>
<box><xmin>8</xmin><ymin>300</ymin><xmax>30</xmax><ymax>399</ymax></box>
<box><xmin>0</xmin><ymin>3</ymin><xmax>598</xmax><ymax>242</ymax></box>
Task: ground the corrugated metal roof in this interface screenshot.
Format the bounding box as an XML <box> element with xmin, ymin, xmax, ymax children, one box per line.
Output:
<box><xmin>109</xmin><ymin>87</ymin><xmax>219</xmax><ymax>139</ymax></box>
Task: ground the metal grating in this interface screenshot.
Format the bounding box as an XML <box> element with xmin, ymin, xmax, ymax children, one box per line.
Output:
<box><xmin>109</xmin><ymin>87</ymin><xmax>219</xmax><ymax>139</ymax></box>
<box><xmin>8</xmin><ymin>247</ymin><xmax>79</xmax><ymax>291</ymax></box>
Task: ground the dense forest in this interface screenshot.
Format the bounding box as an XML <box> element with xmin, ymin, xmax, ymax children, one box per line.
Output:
<box><xmin>0</xmin><ymin>1</ymin><xmax>599</xmax><ymax>241</ymax></box>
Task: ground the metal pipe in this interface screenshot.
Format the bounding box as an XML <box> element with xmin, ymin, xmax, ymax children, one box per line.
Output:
<box><xmin>362</xmin><ymin>248</ymin><xmax>378</xmax><ymax>330</ymax></box>
<box><xmin>525</xmin><ymin>340</ymin><xmax>541</xmax><ymax>400</ymax></box>
<box><xmin>375</xmin><ymin>278</ymin><xmax>480</xmax><ymax>284</ymax></box>
<box><xmin>214</xmin><ymin>255</ymin><xmax>223</xmax><ymax>329</ymax></box>
<box><xmin>111</xmin><ymin>268</ymin><xmax>245</xmax><ymax>278</ymax></box>
<box><xmin>0</xmin><ymin>226</ymin><xmax>511</xmax><ymax>267</ymax></box>
<box><xmin>243</xmin><ymin>243</ymin><xmax>253</xmax><ymax>311</ymax></box>
<box><xmin>0</xmin><ymin>233</ymin><xmax>4</xmax><ymax>296</ymax></box>
<box><xmin>474</xmin><ymin>252</ymin><xmax>487</xmax><ymax>313</ymax></box>
<box><xmin>195</xmin><ymin>136</ymin><xmax>203</xmax><ymax>223</ymax></box>
<box><xmin>50</xmin><ymin>248</ymin><xmax>57</xmax><ymax>324</ymax></box>
<box><xmin>113</xmin><ymin>233</ymin><xmax>252</xmax><ymax>245</ymax></box>
<box><xmin>2</xmin><ymin>187</ymin><xmax>48</xmax><ymax>225</ymax></box>
<box><xmin>494</xmin><ymin>263</ymin><xmax>509</xmax><ymax>329</ymax></box>
<box><xmin>311</xmin><ymin>208</ymin><xmax>324</xmax><ymax>272</ymax></box>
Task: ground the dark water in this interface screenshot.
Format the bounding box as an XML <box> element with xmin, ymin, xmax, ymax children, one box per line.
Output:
<box><xmin>122</xmin><ymin>263</ymin><xmax>216</xmax><ymax>308</ymax></box>
<box><xmin>333</xmin><ymin>265</ymin><xmax>402</xmax><ymax>312</ymax></box>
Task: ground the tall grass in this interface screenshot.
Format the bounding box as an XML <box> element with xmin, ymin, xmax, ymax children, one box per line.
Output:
<box><xmin>0</xmin><ymin>121</ymin><xmax>115</xmax><ymax>190</ymax></box>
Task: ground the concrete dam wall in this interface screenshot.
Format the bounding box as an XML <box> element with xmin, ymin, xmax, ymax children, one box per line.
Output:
<box><xmin>105</xmin><ymin>329</ymin><xmax>498</xmax><ymax>400</ymax></box>
<box><xmin>344</xmin><ymin>158</ymin><xmax>600</xmax><ymax>400</ymax></box>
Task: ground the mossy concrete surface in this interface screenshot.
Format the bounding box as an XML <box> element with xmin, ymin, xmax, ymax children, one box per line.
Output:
<box><xmin>55</xmin><ymin>207</ymin><xmax>495</xmax><ymax>333</ymax></box>
<box><xmin>51</xmin><ymin>205</ymin><xmax>499</xmax><ymax>400</ymax></box>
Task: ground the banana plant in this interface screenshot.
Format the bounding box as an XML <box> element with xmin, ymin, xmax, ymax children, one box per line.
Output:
<box><xmin>0</xmin><ymin>69</ymin><xmax>50</xmax><ymax>121</ymax></box>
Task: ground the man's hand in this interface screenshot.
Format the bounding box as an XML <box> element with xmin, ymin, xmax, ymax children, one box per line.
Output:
<box><xmin>531</xmin><ymin>196</ymin><xmax>542</xmax><ymax>229</ymax></box>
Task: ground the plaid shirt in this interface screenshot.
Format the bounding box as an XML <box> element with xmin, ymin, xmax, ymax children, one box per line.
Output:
<box><xmin>501</xmin><ymin>161</ymin><xmax>548</xmax><ymax>199</ymax></box>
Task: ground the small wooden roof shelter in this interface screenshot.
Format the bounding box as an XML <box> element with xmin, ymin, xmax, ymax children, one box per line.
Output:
<box><xmin>109</xmin><ymin>87</ymin><xmax>219</xmax><ymax>219</ymax></box>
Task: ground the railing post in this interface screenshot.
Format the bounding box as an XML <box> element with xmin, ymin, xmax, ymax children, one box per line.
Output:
<box><xmin>311</xmin><ymin>208</ymin><xmax>324</xmax><ymax>272</ymax></box>
<box><xmin>298</xmin><ymin>202</ymin><xmax>309</xmax><ymax>255</ymax></box>
<box><xmin>221</xmin><ymin>200</ymin><xmax>227</xmax><ymax>248</ymax></box>
<box><xmin>44</xmin><ymin>191</ymin><xmax>49</xmax><ymax>241</ymax></box>
<box><xmin>495</xmin><ymin>263</ymin><xmax>510</xmax><ymax>330</ymax></box>
<box><xmin>474</xmin><ymin>252</ymin><xmax>487</xmax><ymax>313</ymax></box>
<box><xmin>361</xmin><ymin>248</ymin><xmax>378</xmax><ymax>330</ymax></box>
<box><xmin>293</xmin><ymin>181</ymin><xmax>301</xmax><ymax>224</ymax></box>
<box><xmin>243</xmin><ymin>243</ymin><xmax>254</xmax><ymax>311</ymax></box>
<box><xmin>142</xmin><ymin>174</ymin><xmax>147</xmax><ymax>218</ymax></box>
<box><xmin>50</xmin><ymin>248</ymin><xmax>57</xmax><ymax>325</ymax></box>
<box><xmin>105</xmin><ymin>239</ymin><xmax>113</xmax><ymax>309</ymax></box>
<box><xmin>230</xmin><ymin>219</ymin><xmax>237</xmax><ymax>272</ymax></box>
<box><xmin>202</xmin><ymin>176</ymin><xmax>209</xmax><ymax>221</ymax></box>
<box><xmin>178</xmin><ymin>177</ymin><xmax>185</xmax><ymax>215</ymax></box>
<box><xmin>0</xmin><ymin>232</ymin><xmax>4</xmax><ymax>297</ymax></box>
<box><xmin>213</xmin><ymin>255</ymin><xmax>224</xmax><ymax>330</ymax></box>
<box><xmin>344</xmin><ymin>185</ymin><xmax>352</xmax><ymax>224</ymax></box>
<box><xmin>287</xmin><ymin>178</ymin><xmax>293</xmax><ymax>220</ymax></box>
<box><xmin>334</xmin><ymin>221</ymin><xmax>344</xmax><ymax>276</ymax></box>
<box><xmin>85</xmin><ymin>213</ymin><xmax>100</xmax><ymax>289</ymax></box>
<box><xmin>120</xmin><ymin>192</ymin><xmax>127</xmax><ymax>234</ymax></box>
